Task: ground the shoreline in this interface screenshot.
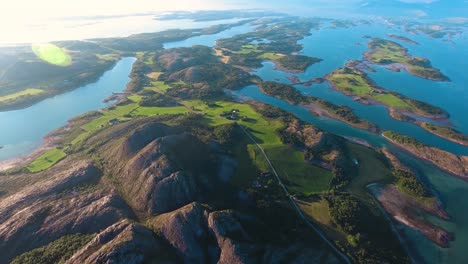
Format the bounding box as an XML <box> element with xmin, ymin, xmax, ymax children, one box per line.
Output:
<box><xmin>0</xmin><ymin>134</ymin><xmax>59</xmax><ymax>172</ymax></box>
<box><xmin>0</xmin><ymin>60</ymin><xmax>118</xmax><ymax>113</ymax></box>
<box><xmin>325</xmin><ymin>69</ymin><xmax>450</xmax><ymax>122</ymax></box>
<box><xmin>363</xmin><ymin>46</ymin><xmax>450</xmax><ymax>82</ymax></box>
<box><xmin>303</xmin><ymin>102</ymin><xmax>379</xmax><ymax>134</ymax></box>
<box><xmin>0</xmin><ymin>58</ymin><xmax>136</xmax><ymax>172</ymax></box>
<box><xmin>382</xmin><ymin>133</ymin><xmax>468</xmax><ymax>181</ymax></box>
<box><xmin>369</xmin><ymin>183</ymin><xmax>454</xmax><ymax>248</ymax></box>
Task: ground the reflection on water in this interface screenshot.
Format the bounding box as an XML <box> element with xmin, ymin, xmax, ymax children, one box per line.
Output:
<box><xmin>0</xmin><ymin>57</ymin><xmax>135</xmax><ymax>160</ymax></box>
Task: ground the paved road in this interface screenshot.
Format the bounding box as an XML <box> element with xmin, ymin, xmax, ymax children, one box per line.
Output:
<box><xmin>238</xmin><ymin>124</ymin><xmax>352</xmax><ymax>264</ymax></box>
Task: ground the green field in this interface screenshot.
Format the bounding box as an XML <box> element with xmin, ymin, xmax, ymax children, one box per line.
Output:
<box><xmin>344</xmin><ymin>142</ymin><xmax>393</xmax><ymax>202</ymax></box>
<box><xmin>27</xmin><ymin>148</ymin><xmax>67</xmax><ymax>173</ymax></box>
<box><xmin>0</xmin><ymin>88</ymin><xmax>44</xmax><ymax>103</ymax></box>
<box><xmin>32</xmin><ymin>44</ymin><xmax>72</xmax><ymax>66</ymax></box>
<box><xmin>258</xmin><ymin>52</ymin><xmax>284</xmax><ymax>60</ymax></box>
<box><xmin>264</xmin><ymin>145</ymin><xmax>333</xmax><ymax>195</ymax></box>
<box><xmin>143</xmin><ymin>81</ymin><xmax>172</xmax><ymax>93</ymax></box>
<box><xmin>326</xmin><ymin>65</ymin><xmax>446</xmax><ymax>117</ymax></box>
<box><xmin>327</xmin><ymin>68</ymin><xmax>412</xmax><ymax>111</ymax></box>
<box><xmin>366</xmin><ymin>38</ymin><xmax>449</xmax><ymax>81</ymax></box>
<box><xmin>297</xmin><ymin>198</ymin><xmax>347</xmax><ymax>241</ymax></box>
<box><xmin>96</xmin><ymin>54</ymin><xmax>120</xmax><ymax>61</ymax></box>
<box><xmin>238</xmin><ymin>44</ymin><xmax>262</xmax><ymax>54</ymax></box>
<box><xmin>183</xmin><ymin>100</ymin><xmax>284</xmax><ymax>144</ymax></box>
<box><xmin>298</xmin><ymin>199</ymin><xmax>333</xmax><ymax>225</ymax></box>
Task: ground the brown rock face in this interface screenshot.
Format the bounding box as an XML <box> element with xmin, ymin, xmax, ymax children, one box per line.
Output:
<box><xmin>115</xmin><ymin>130</ymin><xmax>216</xmax><ymax>217</ymax></box>
<box><xmin>92</xmin><ymin>120</ymin><xmax>223</xmax><ymax>219</ymax></box>
<box><xmin>149</xmin><ymin>203</ymin><xmax>340</xmax><ymax>264</ymax></box>
<box><xmin>66</xmin><ymin>220</ymin><xmax>176</xmax><ymax>264</ymax></box>
<box><xmin>0</xmin><ymin>161</ymin><xmax>132</xmax><ymax>263</ymax></box>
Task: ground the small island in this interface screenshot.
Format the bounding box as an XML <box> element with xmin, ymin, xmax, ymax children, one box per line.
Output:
<box><xmin>388</xmin><ymin>34</ymin><xmax>419</xmax><ymax>45</ymax></box>
<box><xmin>216</xmin><ymin>18</ymin><xmax>322</xmax><ymax>72</ymax></box>
<box><xmin>326</xmin><ymin>61</ymin><xmax>449</xmax><ymax>120</ymax></box>
<box><xmin>388</xmin><ymin>109</ymin><xmax>468</xmax><ymax>147</ymax></box>
<box><xmin>364</xmin><ymin>38</ymin><xmax>450</xmax><ymax>81</ymax></box>
<box><xmin>420</xmin><ymin>122</ymin><xmax>468</xmax><ymax>147</ymax></box>
<box><xmin>258</xmin><ymin>81</ymin><xmax>378</xmax><ymax>132</ymax></box>
<box><xmin>383</xmin><ymin>131</ymin><xmax>468</xmax><ymax>180</ymax></box>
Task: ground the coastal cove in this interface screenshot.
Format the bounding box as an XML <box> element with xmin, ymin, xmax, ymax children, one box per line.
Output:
<box><xmin>0</xmin><ymin>57</ymin><xmax>136</xmax><ymax>161</ymax></box>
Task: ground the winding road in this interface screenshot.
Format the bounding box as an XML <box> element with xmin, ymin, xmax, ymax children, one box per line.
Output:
<box><xmin>238</xmin><ymin>123</ymin><xmax>352</xmax><ymax>264</ymax></box>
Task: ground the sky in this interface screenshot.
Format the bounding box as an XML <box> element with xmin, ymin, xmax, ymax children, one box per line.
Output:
<box><xmin>0</xmin><ymin>0</ymin><xmax>465</xmax><ymax>20</ymax></box>
<box><xmin>0</xmin><ymin>0</ymin><xmax>465</xmax><ymax>44</ymax></box>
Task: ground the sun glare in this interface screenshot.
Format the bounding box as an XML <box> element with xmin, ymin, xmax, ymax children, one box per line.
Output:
<box><xmin>0</xmin><ymin>0</ymin><xmax>232</xmax><ymax>45</ymax></box>
<box><xmin>32</xmin><ymin>43</ymin><xmax>72</xmax><ymax>66</ymax></box>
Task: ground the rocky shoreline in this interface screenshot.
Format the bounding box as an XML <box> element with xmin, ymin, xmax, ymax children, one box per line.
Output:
<box><xmin>370</xmin><ymin>184</ymin><xmax>453</xmax><ymax>248</ymax></box>
<box><xmin>383</xmin><ymin>132</ymin><xmax>468</xmax><ymax>181</ymax></box>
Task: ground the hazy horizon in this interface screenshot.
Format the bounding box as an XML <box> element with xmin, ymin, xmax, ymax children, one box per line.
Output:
<box><xmin>0</xmin><ymin>0</ymin><xmax>466</xmax><ymax>45</ymax></box>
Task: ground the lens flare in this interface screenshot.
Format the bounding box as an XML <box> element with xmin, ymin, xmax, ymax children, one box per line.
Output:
<box><xmin>32</xmin><ymin>43</ymin><xmax>72</xmax><ymax>66</ymax></box>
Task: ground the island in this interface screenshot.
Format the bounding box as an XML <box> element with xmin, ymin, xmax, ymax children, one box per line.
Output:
<box><xmin>420</xmin><ymin>122</ymin><xmax>468</xmax><ymax>146</ymax></box>
<box><xmin>387</xmin><ymin>34</ymin><xmax>419</xmax><ymax>45</ymax></box>
<box><xmin>326</xmin><ymin>61</ymin><xmax>449</xmax><ymax>120</ymax></box>
<box><xmin>383</xmin><ymin>131</ymin><xmax>468</xmax><ymax>180</ymax></box>
<box><xmin>258</xmin><ymin>81</ymin><xmax>379</xmax><ymax>132</ymax></box>
<box><xmin>216</xmin><ymin>18</ymin><xmax>322</xmax><ymax>72</ymax></box>
<box><xmin>387</xmin><ymin>110</ymin><xmax>468</xmax><ymax>146</ymax></box>
<box><xmin>364</xmin><ymin>38</ymin><xmax>450</xmax><ymax>81</ymax></box>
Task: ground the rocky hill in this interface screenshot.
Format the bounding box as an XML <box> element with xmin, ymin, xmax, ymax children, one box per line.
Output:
<box><xmin>1</xmin><ymin>117</ymin><xmax>340</xmax><ymax>263</ymax></box>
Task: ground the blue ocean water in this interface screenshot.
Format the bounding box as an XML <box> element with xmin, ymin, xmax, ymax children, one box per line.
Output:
<box><xmin>232</xmin><ymin>22</ymin><xmax>468</xmax><ymax>264</ymax></box>
<box><xmin>0</xmin><ymin>57</ymin><xmax>135</xmax><ymax>160</ymax></box>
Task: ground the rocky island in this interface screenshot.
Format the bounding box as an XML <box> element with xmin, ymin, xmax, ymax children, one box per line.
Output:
<box><xmin>326</xmin><ymin>61</ymin><xmax>449</xmax><ymax>121</ymax></box>
<box><xmin>388</xmin><ymin>34</ymin><xmax>419</xmax><ymax>45</ymax></box>
<box><xmin>364</xmin><ymin>38</ymin><xmax>450</xmax><ymax>81</ymax></box>
<box><xmin>383</xmin><ymin>131</ymin><xmax>468</xmax><ymax>180</ymax></box>
<box><xmin>258</xmin><ymin>81</ymin><xmax>379</xmax><ymax>132</ymax></box>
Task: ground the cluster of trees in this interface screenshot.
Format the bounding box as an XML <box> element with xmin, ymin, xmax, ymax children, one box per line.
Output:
<box><xmin>255</xmin><ymin>105</ymin><xmax>293</xmax><ymax>121</ymax></box>
<box><xmin>327</xmin><ymin>194</ymin><xmax>363</xmax><ymax>234</ymax></box>
<box><xmin>260</xmin><ymin>81</ymin><xmax>305</xmax><ymax>104</ymax></box>
<box><xmin>260</xmin><ymin>82</ymin><xmax>367</xmax><ymax>128</ymax></box>
<box><xmin>409</xmin><ymin>67</ymin><xmax>450</xmax><ymax>82</ymax></box>
<box><xmin>393</xmin><ymin>169</ymin><xmax>430</xmax><ymax>197</ymax></box>
<box><xmin>139</xmin><ymin>92</ymin><xmax>179</xmax><ymax>107</ymax></box>
<box><xmin>227</xmin><ymin>53</ymin><xmax>263</xmax><ymax>68</ymax></box>
<box><xmin>407</xmin><ymin>96</ymin><xmax>447</xmax><ymax>115</ymax></box>
<box><xmin>11</xmin><ymin>234</ymin><xmax>94</xmax><ymax>264</ymax></box>
<box><xmin>384</xmin><ymin>131</ymin><xmax>425</xmax><ymax>148</ymax></box>
<box><xmin>423</xmin><ymin>123</ymin><xmax>468</xmax><ymax>142</ymax></box>
<box><xmin>326</xmin><ymin>193</ymin><xmax>409</xmax><ymax>263</ymax></box>
<box><xmin>213</xmin><ymin>123</ymin><xmax>240</xmax><ymax>146</ymax></box>
<box><xmin>217</xmin><ymin>18</ymin><xmax>317</xmax><ymax>55</ymax></box>
<box><xmin>276</xmin><ymin>55</ymin><xmax>322</xmax><ymax>72</ymax></box>
<box><xmin>127</xmin><ymin>60</ymin><xmax>151</xmax><ymax>93</ymax></box>
<box><xmin>315</xmin><ymin>99</ymin><xmax>363</xmax><ymax>124</ymax></box>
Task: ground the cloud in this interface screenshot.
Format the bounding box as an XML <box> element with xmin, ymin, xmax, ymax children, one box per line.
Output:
<box><xmin>408</xmin><ymin>9</ymin><xmax>428</xmax><ymax>17</ymax></box>
<box><xmin>397</xmin><ymin>0</ymin><xmax>439</xmax><ymax>3</ymax></box>
<box><xmin>445</xmin><ymin>17</ymin><xmax>468</xmax><ymax>24</ymax></box>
